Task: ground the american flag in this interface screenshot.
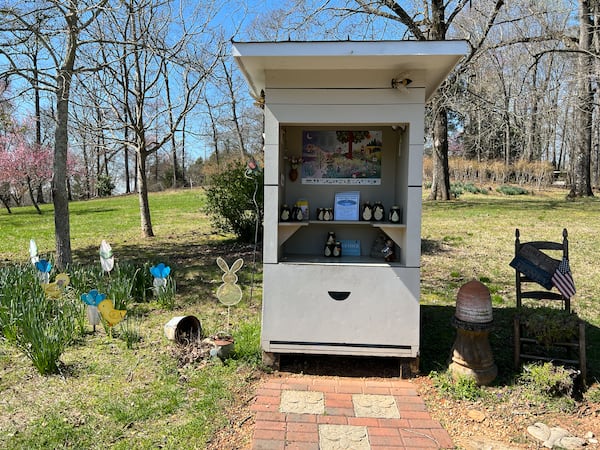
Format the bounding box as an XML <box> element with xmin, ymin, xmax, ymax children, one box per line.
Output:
<box><xmin>552</xmin><ymin>257</ymin><xmax>576</xmax><ymax>299</ymax></box>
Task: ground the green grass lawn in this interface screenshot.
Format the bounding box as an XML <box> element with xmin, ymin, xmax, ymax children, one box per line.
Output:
<box><xmin>1</xmin><ymin>186</ymin><xmax>599</xmax><ymax>448</ymax></box>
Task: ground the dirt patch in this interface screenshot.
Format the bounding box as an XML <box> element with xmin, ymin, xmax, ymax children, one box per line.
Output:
<box><xmin>414</xmin><ymin>376</ymin><xmax>600</xmax><ymax>449</ymax></box>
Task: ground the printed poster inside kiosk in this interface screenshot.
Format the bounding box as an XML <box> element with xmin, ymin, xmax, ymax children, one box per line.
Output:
<box><xmin>301</xmin><ymin>130</ymin><xmax>382</xmax><ymax>185</ymax></box>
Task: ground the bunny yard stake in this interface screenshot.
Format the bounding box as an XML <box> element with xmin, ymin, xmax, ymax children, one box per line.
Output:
<box><xmin>162</xmin><ymin>257</ymin><xmax>244</xmax><ymax>363</ymax></box>
<box><xmin>216</xmin><ymin>257</ymin><xmax>244</xmax><ymax>308</ymax></box>
<box><xmin>211</xmin><ymin>257</ymin><xmax>244</xmax><ymax>358</ymax></box>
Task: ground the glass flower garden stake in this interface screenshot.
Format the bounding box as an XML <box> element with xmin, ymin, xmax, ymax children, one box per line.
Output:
<box><xmin>81</xmin><ymin>289</ymin><xmax>105</xmax><ymax>331</ymax></box>
<box><xmin>35</xmin><ymin>259</ymin><xmax>52</xmax><ymax>284</ymax></box>
<box><xmin>29</xmin><ymin>239</ymin><xmax>39</xmax><ymax>264</ymax></box>
<box><xmin>150</xmin><ymin>263</ymin><xmax>171</xmax><ymax>294</ymax></box>
<box><xmin>97</xmin><ymin>298</ymin><xmax>126</xmax><ymax>327</ymax></box>
<box><xmin>43</xmin><ymin>273</ymin><xmax>70</xmax><ymax>299</ymax></box>
<box><xmin>99</xmin><ymin>240</ymin><xmax>114</xmax><ymax>273</ymax></box>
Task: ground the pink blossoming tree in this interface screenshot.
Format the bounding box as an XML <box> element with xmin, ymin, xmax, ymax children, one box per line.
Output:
<box><xmin>0</xmin><ymin>119</ymin><xmax>77</xmax><ymax>214</ymax></box>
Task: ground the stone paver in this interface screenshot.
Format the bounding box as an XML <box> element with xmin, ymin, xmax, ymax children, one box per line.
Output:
<box><xmin>319</xmin><ymin>424</ymin><xmax>369</xmax><ymax>450</ymax></box>
<box><xmin>251</xmin><ymin>375</ymin><xmax>454</xmax><ymax>449</ymax></box>
<box><xmin>352</xmin><ymin>394</ymin><xmax>400</xmax><ymax>418</ymax></box>
<box><xmin>280</xmin><ymin>390</ymin><xmax>325</xmax><ymax>415</ymax></box>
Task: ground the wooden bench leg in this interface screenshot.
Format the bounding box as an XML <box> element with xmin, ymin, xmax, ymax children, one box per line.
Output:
<box><xmin>513</xmin><ymin>315</ymin><xmax>521</xmax><ymax>370</ymax></box>
<box><xmin>579</xmin><ymin>321</ymin><xmax>587</xmax><ymax>387</ymax></box>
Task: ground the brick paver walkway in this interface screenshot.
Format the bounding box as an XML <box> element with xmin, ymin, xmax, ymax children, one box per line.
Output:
<box><xmin>251</xmin><ymin>375</ymin><xmax>453</xmax><ymax>449</ymax></box>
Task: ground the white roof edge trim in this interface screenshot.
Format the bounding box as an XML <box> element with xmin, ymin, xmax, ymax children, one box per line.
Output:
<box><xmin>232</xmin><ymin>40</ymin><xmax>469</xmax><ymax>57</ymax></box>
<box><xmin>232</xmin><ymin>40</ymin><xmax>469</xmax><ymax>101</ymax></box>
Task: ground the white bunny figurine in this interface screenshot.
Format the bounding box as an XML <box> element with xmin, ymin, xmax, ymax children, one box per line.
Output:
<box><xmin>216</xmin><ymin>257</ymin><xmax>244</xmax><ymax>306</ymax></box>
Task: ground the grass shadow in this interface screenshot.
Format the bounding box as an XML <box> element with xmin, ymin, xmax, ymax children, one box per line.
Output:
<box><xmin>423</xmin><ymin>195</ymin><xmax>598</xmax><ymax>213</ymax></box>
<box><xmin>421</xmin><ymin>239</ymin><xmax>451</xmax><ymax>255</ymax></box>
<box><xmin>420</xmin><ymin>304</ymin><xmax>599</xmax><ymax>386</ymax></box>
<box><xmin>255</xmin><ymin>303</ymin><xmax>599</xmax><ymax>385</ymax></box>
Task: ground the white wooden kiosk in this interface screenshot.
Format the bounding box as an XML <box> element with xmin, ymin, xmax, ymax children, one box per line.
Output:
<box><xmin>233</xmin><ymin>40</ymin><xmax>468</xmax><ymax>372</ymax></box>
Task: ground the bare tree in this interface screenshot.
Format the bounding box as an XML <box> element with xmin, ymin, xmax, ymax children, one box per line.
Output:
<box><xmin>351</xmin><ymin>1</ymin><xmax>505</xmax><ymax>200</ymax></box>
<box><xmin>93</xmin><ymin>0</ymin><xmax>222</xmax><ymax>237</ymax></box>
<box><xmin>160</xmin><ymin>59</ymin><xmax>181</xmax><ymax>188</ymax></box>
<box><xmin>245</xmin><ymin>0</ymin><xmax>505</xmax><ymax>199</ymax></box>
<box><xmin>1</xmin><ymin>0</ymin><xmax>109</xmax><ymax>268</ymax></box>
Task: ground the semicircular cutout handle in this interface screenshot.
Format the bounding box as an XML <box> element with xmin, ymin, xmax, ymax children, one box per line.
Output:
<box><xmin>328</xmin><ymin>291</ymin><xmax>351</xmax><ymax>301</ymax></box>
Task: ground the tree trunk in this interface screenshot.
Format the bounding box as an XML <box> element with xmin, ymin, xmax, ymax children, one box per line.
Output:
<box><xmin>33</xmin><ymin>40</ymin><xmax>45</xmax><ymax>206</ymax></box>
<box><xmin>181</xmin><ymin>116</ymin><xmax>186</xmax><ymax>183</ymax></box>
<box><xmin>428</xmin><ymin>101</ymin><xmax>451</xmax><ymax>200</ymax></box>
<box><xmin>570</xmin><ymin>0</ymin><xmax>594</xmax><ymax>197</ymax></box>
<box><xmin>0</xmin><ymin>184</ymin><xmax>11</xmax><ymax>213</ymax></box>
<box><xmin>53</xmin><ymin>70</ymin><xmax>73</xmax><ymax>268</ymax></box>
<box><xmin>124</xmin><ymin>140</ymin><xmax>130</xmax><ymax>194</ymax></box>
<box><xmin>27</xmin><ymin>176</ymin><xmax>42</xmax><ymax>214</ymax></box>
<box><xmin>52</xmin><ymin>5</ymin><xmax>79</xmax><ymax>269</ymax></box>
<box><xmin>162</xmin><ymin>62</ymin><xmax>179</xmax><ymax>188</ymax></box>
<box><xmin>0</xmin><ymin>199</ymin><xmax>11</xmax><ymax>214</ymax></box>
<box><xmin>137</xmin><ymin>150</ymin><xmax>154</xmax><ymax>237</ymax></box>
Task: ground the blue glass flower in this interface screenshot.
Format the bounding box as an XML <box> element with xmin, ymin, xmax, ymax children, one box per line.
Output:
<box><xmin>150</xmin><ymin>263</ymin><xmax>171</xmax><ymax>279</ymax></box>
<box><xmin>35</xmin><ymin>259</ymin><xmax>52</xmax><ymax>273</ymax></box>
<box><xmin>81</xmin><ymin>289</ymin><xmax>106</xmax><ymax>306</ymax></box>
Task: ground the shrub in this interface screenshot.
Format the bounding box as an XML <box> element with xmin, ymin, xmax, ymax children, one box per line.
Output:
<box><xmin>204</xmin><ymin>161</ymin><xmax>264</xmax><ymax>242</ymax></box>
<box><xmin>430</xmin><ymin>370</ymin><xmax>484</xmax><ymax>401</ymax></box>
<box><xmin>15</xmin><ymin>294</ymin><xmax>78</xmax><ymax>375</ymax></box>
<box><xmin>97</xmin><ymin>174</ymin><xmax>115</xmax><ymax>197</ymax></box>
<box><xmin>152</xmin><ymin>276</ymin><xmax>177</xmax><ymax>310</ymax></box>
<box><xmin>520</xmin><ymin>307</ymin><xmax>579</xmax><ymax>348</ymax></box>
<box><xmin>584</xmin><ymin>384</ymin><xmax>600</xmax><ymax>402</ymax></box>
<box><xmin>496</xmin><ymin>185</ymin><xmax>529</xmax><ymax>195</ymax></box>
<box><xmin>118</xmin><ymin>261</ymin><xmax>153</xmax><ymax>303</ymax></box>
<box><xmin>99</xmin><ymin>263</ymin><xmax>136</xmax><ymax>310</ymax></box>
<box><xmin>119</xmin><ymin>315</ymin><xmax>143</xmax><ymax>349</ymax></box>
<box><xmin>450</xmin><ymin>183</ymin><xmax>464</xmax><ymax>199</ymax></box>
<box><xmin>520</xmin><ymin>362</ymin><xmax>575</xmax><ymax>398</ymax></box>
<box><xmin>463</xmin><ymin>182</ymin><xmax>488</xmax><ymax>194</ymax></box>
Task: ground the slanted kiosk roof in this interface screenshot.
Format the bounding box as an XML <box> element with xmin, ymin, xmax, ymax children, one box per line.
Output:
<box><xmin>232</xmin><ymin>40</ymin><xmax>469</xmax><ymax>102</ymax></box>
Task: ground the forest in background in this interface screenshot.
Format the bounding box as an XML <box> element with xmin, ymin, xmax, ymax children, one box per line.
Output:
<box><xmin>1</xmin><ymin>1</ymin><xmax>599</xmax><ymax>263</ymax></box>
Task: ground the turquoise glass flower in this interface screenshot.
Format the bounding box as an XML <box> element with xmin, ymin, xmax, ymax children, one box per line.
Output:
<box><xmin>150</xmin><ymin>263</ymin><xmax>171</xmax><ymax>279</ymax></box>
<box><xmin>35</xmin><ymin>259</ymin><xmax>52</xmax><ymax>273</ymax></box>
<box><xmin>81</xmin><ymin>289</ymin><xmax>106</xmax><ymax>306</ymax></box>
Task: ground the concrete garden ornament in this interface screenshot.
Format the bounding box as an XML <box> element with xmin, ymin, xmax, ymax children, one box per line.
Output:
<box><xmin>43</xmin><ymin>273</ymin><xmax>70</xmax><ymax>299</ymax></box>
<box><xmin>34</xmin><ymin>258</ymin><xmax>51</xmax><ymax>284</ymax></box>
<box><xmin>29</xmin><ymin>239</ymin><xmax>39</xmax><ymax>264</ymax></box>
<box><xmin>97</xmin><ymin>298</ymin><xmax>126</xmax><ymax>327</ymax></box>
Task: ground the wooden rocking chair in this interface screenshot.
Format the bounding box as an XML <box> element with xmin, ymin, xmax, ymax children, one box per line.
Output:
<box><xmin>512</xmin><ymin>228</ymin><xmax>586</xmax><ymax>383</ymax></box>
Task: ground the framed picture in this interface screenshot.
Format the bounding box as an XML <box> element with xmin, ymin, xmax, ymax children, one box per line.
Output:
<box><xmin>301</xmin><ymin>130</ymin><xmax>382</xmax><ymax>185</ymax></box>
<box><xmin>334</xmin><ymin>191</ymin><xmax>360</xmax><ymax>221</ymax></box>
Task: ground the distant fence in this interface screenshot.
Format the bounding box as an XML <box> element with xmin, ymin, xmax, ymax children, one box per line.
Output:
<box><xmin>423</xmin><ymin>157</ymin><xmax>557</xmax><ymax>189</ymax></box>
